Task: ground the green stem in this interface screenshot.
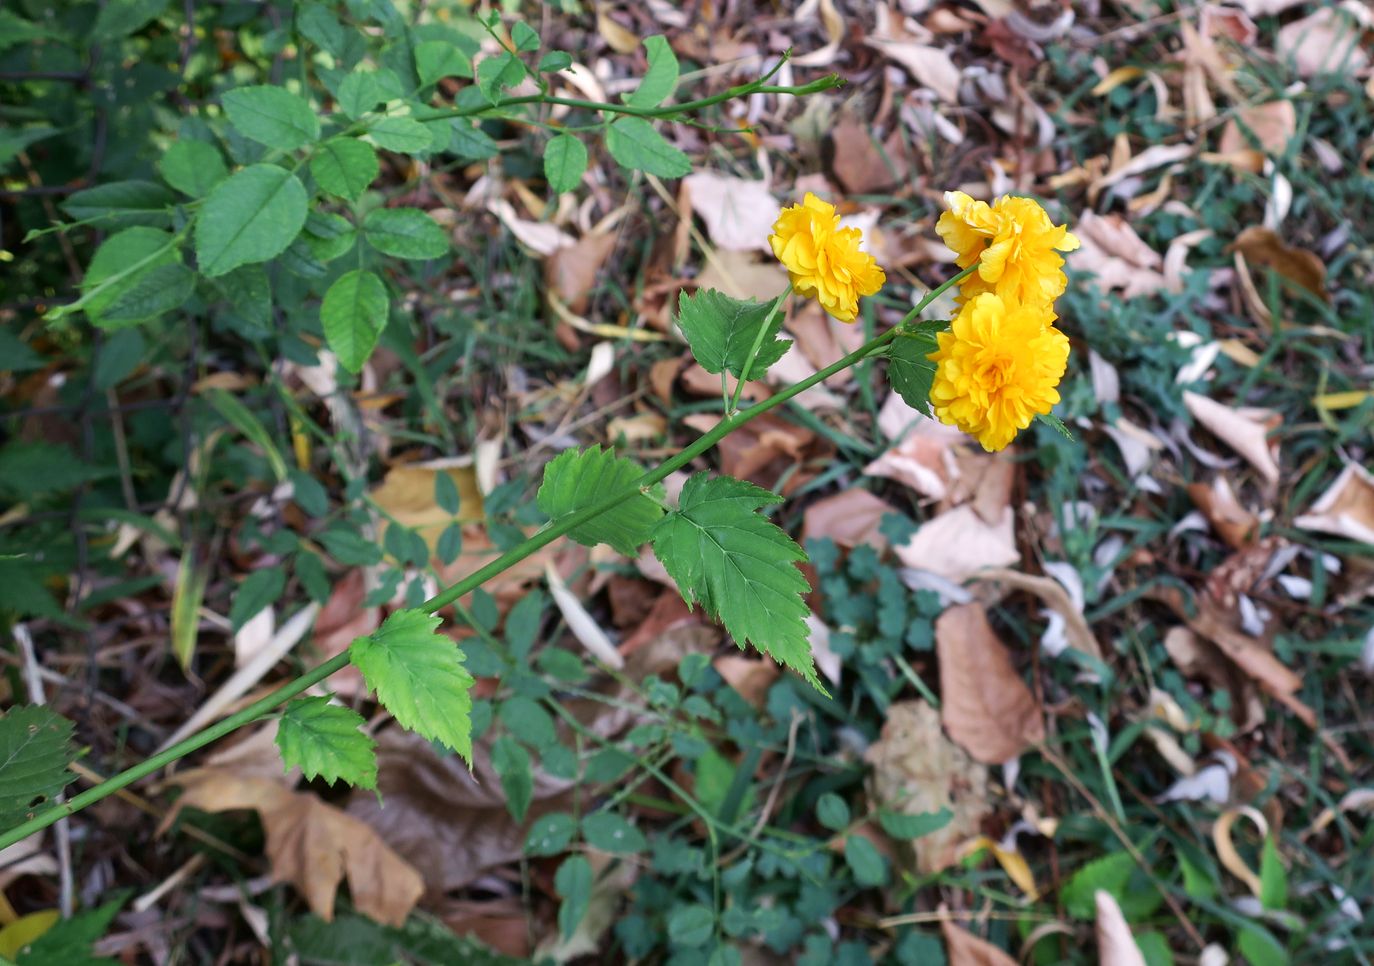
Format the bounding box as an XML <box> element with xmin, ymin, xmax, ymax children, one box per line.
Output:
<box><xmin>729</xmin><ymin>284</ymin><xmax>791</xmax><ymax>415</ymax></box>
<box><xmin>0</xmin><ymin>265</ymin><xmax>975</xmax><ymax>852</ymax></box>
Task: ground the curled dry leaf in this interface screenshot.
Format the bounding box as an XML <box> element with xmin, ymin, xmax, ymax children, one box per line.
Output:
<box><xmin>1095</xmin><ymin>890</ymin><xmax>1149</xmax><ymax>966</ymax></box>
<box><xmin>1294</xmin><ymin>463</ymin><xmax>1374</xmax><ymax>545</ymax></box>
<box><xmin>1072</xmin><ymin>211</ymin><xmax>1170</xmax><ymax>297</ymax></box>
<box><xmin>1163</xmin><ymin>626</ymin><xmax>1265</xmax><ymax>733</ymax></box>
<box><xmin>1276</xmin><ymin>1</ymin><xmax>1371</xmax><ymax>78</ymax></box>
<box><xmin>546</xmin><ymin>231</ymin><xmax>619</xmax><ymax>314</ymax></box>
<box><xmin>941</xmin><ymin>914</ymin><xmax>1018</xmax><ymax>966</ymax></box>
<box><xmin>715</xmin><ymin>655</ymin><xmax>781</xmax><ymax>708</ymax></box>
<box><xmin>1182</xmin><ymin>391</ymin><xmax>1281</xmax><ymax>487</ymax></box>
<box><xmin>865</xmin><ymin>414</ymin><xmax>964</xmax><ymax>502</ymax></box>
<box><xmin>974</xmin><ymin>568</ymin><xmax>1103</xmax><ymax>660</ymax></box>
<box><xmin>1218</xmin><ymin>100</ymin><xmax>1296</xmax><ymax>156</ymax></box>
<box><xmin>936</xmin><ymin>604</ymin><xmax>1045</xmax><ymax>763</ymax></box>
<box><xmin>864</xmin><ymin>701</ymin><xmax>991</xmax><ymax>874</ymax></box>
<box><xmin>1212</xmin><ymin>805</ymin><xmax>1268</xmax><ymax>898</ymax></box>
<box><xmin>829</xmin><ymin>116</ymin><xmax>911</xmax><ymax>194</ymax></box>
<box><xmin>1188</xmin><ymin>476</ymin><xmax>1260</xmax><ymax>550</ymax></box>
<box><xmin>370</xmin><ymin>461</ymin><xmax>484</xmax><ymax>549</ymax></box>
<box><xmin>165</xmin><ymin>771</ymin><xmax>423</xmax><ymax>926</ymax></box>
<box><xmin>488</xmin><ymin>198</ymin><xmax>575</xmax><ymax>256</ymax></box>
<box><xmin>800</xmin><ymin>487</ymin><xmax>897</xmax><ymax>552</ymax></box>
<box><xmin>682</xmin><ymin>173</ymin><xmax>778</xmax><ymax>252</ymax></box>
<box><xmin>865</xmin><ymin>38</ymin><xmax>961</xmax><ymax>103</ymax></box>
<box><xmin>1230</xmin><ymin>226</ymin><xmax>1327</xmax><ymax>300</ymax></box>
<box><xmin>895</xmin><ymin>505</ymin><xmax>1019</xmax><ymax>584</ymax></box>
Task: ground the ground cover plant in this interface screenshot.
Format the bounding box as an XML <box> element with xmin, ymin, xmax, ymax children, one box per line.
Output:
<box><xmin>1</xmin><ymin>0</ymin><xmax>1372</xmax><ymax>963</ymax></box>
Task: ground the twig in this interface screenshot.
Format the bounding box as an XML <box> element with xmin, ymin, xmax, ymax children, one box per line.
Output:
<box><xmin>14</xmin><ymin>625</ymin><xmax>74</xmax><ymax>919</ymax></box>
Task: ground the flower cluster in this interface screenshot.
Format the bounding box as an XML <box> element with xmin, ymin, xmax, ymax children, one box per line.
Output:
<box><xmin>769</xmin><ymin>193</ymin><xmax>885</xmax><ymax>323</ymax></box>
<box><xmin>927</xmin><ymin>192</ymin><xmax>1078</xmax><ymax>451</ymax></box>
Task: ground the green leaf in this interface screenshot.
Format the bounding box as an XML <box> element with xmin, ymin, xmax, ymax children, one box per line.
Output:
<box><xmin>79</xmin><ymin>227</ymin><xmax>188</xmax><ymax>327</ymax></box>
<box><xmin>544</xmin><ymin>134</ymin><xmax>587</xmax><ymax>195</ymax></box>
<box><xmin>363</xmin><ymin>207</ymin><xmax>449</xmax><ymax>260</ymax></box>
<box><xmin>437</xmin><ymin>523</ymin><xmax>463</xmax><ymax>565</ymax></box>
<box><xmin>349</xmin><ymin>609</ymin><xmax>475</xmax><ymax>764</ymax></box>
<box><xmin>448</xmin><ymin>121</ymin><xmax>500</xmax><ymax>161</ymax></box>
<box><xmin>666</xmin><ymin>903</ymin><xmax>714</xmax><ymax>948</ymax></box>
<box><xmin>337</xmin><ymin>67</ymin><xmax>403</xmax><ymax>119</ymax></box>
<box><xmin>816</xmin><ymin>792</ymin><xmax>850</xmax><ymax>831</ymax></box>
<box><xmin>171</xmin><ymin>554</ymin><xmax>208</xmax><ymax>669</ymax></box>
<box><xmin>61</xmin><ymin>180</ymin><xmax>175</xmax><ymax>228</ymax></box>
<box><xmin>157</xmin><ymin>140</ymin><xmax>228</xmax><ymax>197</ymax></box>
<box><xmin>195</xmin><ymin>164</ymin><xmax>308</xmax><ymax>277</ymax></box>
<box><xmin>0</xmin><ymin>441</ymin><xmax>101</xmax><ymax>498</ymax></box>
<box><xmin>526</xmin><ymin>812</ymin><xmax>577</xmax><ymax>857</ymax></box>
<box><xmin>878</xmin><ymin>807</ymin><xmax>953</xmax><ymax>840</ymax></box>
<box><xmin>415</xmin><ymin>40</ymin><xmax>473</xmax><ymax>86</ymax></box>
<box><xmin>498</xmin><ymin>695</ymin><xmax>556</xmax><ymax>749</ymax></box>
<box><xmin>0</xmin><ymin>706</ymin><xmax>76</xmax><ymax>830</ymax></box>
<box><xmin>223</xmin><ymin>85</ymin><xmax>320</xmax><ymax>151</ymax></box>
<box><xmin>15</xmin><ymin>895</ymin><xmax>125</xmax><ymax>966</ymax></box>
<box><xmin>1178</xmin><ymin>851</ymin><xmax>1216</xmax><ymax>901</ymax></box>
<box><xmin>303</xmin><ymin>211</ymin><xmax>356</xmax><ymax>263</ymax></box>
<box><xmin>604</xmin><ymin>116</ymin><xmax>691</xmax><ymax>178</ymax></box>
<box><xmin>321</xmin><ymin>269</ymin><xmax>388</xmax><ymax>373</ymax></box>
<box><xmin>491</xmin><ymin>735</ymin><xmax>532</xmax><ymax>822</ymax></box>
<box><xmin>887</xmin><ymin>328</ymin><xmax>940</xmax><ymax>418</ymax></box>
<box><xmin>227</xmin><ymin>567</ymin><xmax>286</xmax><ymax>632</ymax></box>
<box><xmin>538</xmin><ymin>51</ymin><xmax>573</xmax><ymax>73</ymax></box>
<box><xmin>367</xmin><ymin>116</ymin><xmax>434</xmax><ymax>154</ymax></box>
<box><xmin>296</xmin><ymin>551</ymin><xmax>331</xmax><ymax>604</ymax></box>
<box><xmin>1060</xmin><ymin>851</ymin><xmax>1162</xmax><ymax>921</ymax></box>
<box><xmin>1259</xmin><ymin>835</ymin><xmax>1287</xmax><ymax>910</ymax></box>
<box><xmin>476</xmin><ymin>52</ymin><xmax>526</xmax><ymax>104</ymax></box>
<box><xmin>215</xmin><ymin>264</ymin><xmax>273</xmax><ymax>330</ymax></box>
<box><xmin>651</xmin><ymin>473</ymin><xmax>817</xmax><ymax>687</ymax></box>
<box><xmin>1037</xmin><ymin>411</ymin><xmax>1075</xmax><ymax>440</ymax></box>
<box><xmin>675</xmin><ymin>288</ymin><xmax>791</xmax><ymax>380</ymax></box>
<box><xmin>205</xmin><ymin>389</ymin><xmax>289</xmax><ymax>482</ymax></box>
<box><xmin>511</xmin><ymin>21</ymin><xmax>540</xmax><ymax>53</ymax></box>
<box><xmin>1237</xmin><ymin>926</ymin><xmax>1286</xmax><ymax>966</ymax></box>
<box><xmin>276</xmin><ymin>695</ymin><xmax>378</xmax><ymax>789</ymax></box>
<box><xmin>297</xmin><ymin>3</ymin><xmax>347</xmax><ymax>56</ymax></box>
<box><xmin>91</xmin><ymin>0</ymin><xmax>167</xmax><ymax>40</ymax></box>
<box><xmin>536</xmin><ymin>446</ymin><xmax>664</xmax><ymax>556</ymax></box>
<box><xmin>311</xmin><ymin>137</ymin><xmax>379</xmax><ymax>202</ymax></box>
<box><xmin>0</xmin><ymin>126</ymin><xmax>58</xmax><ymax>169</ymax></box>
<box><xmin>555</xmin><ymin>855</ymin><xmax>593</xmax><ymax>941</ymax></box>
<box><xmin>581</xmin><ymin>811</ymin><xmax>647</xmax><ymax>855</ymax></box>
<box><xmin>0</xmin><ymin>329</ymin><xmax>45</xmax><ymax>372</ymax></box>
<box><xmin>626</xmin><ymin>35</ymin><xmax>679</xmax><ymax>109</ymax></box>
<box><xmin>844</xmin><ymin>834</ymin><xmax>889</xmax><ymax>886</ymax></box>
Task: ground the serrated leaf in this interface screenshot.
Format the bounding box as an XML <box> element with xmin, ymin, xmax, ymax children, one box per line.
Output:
<box><xmin>887</xmin><ymin>329</ymin><xmax>940</xmax><ymax>417</ymax></box>
<box><xmin>158</xmin><ymin>140</ymin><xmax>228</xmax><ymax>197</ymax></box>
<box><xmin>223</xmin><ymin>85</ymin><xmax>320</xmax><ymax>151</ymax></box>
<box><xmin>675</xmin><ymin>288</ymin><xmax>791</xmax><ymax>380</ymax></box>
<box><xmin>536</xmin><ymin>446</ymin><xmax>663</xmax><ymax>556</ymax></box>
<box><xmin>362</xmin><ymin>207</ymin><xmax>449</xmax><ymax>260</ymax></box>
<box><xmin>604</xmin><ymin>116</ymin><xmax>691</xmax><ymax>178</ymax></box>
<box><xmin>0</xmin><ymin>705</ymin><xmax>76</xmax><ymax>830</ymax></box>
<box><xmin>476</xmin><ymin>52</ymin><xmax>525</xmax><ymax>104</ymax></box>
<box><xmin>321</xmin><ymin>270</ymin><xmax>388</xmax><ymax>374</ymax></box>
<box><xmin>491</xmin><ymin>735</ymin><xmax>532</xmax><ymax>822</ymax></box>
<box><xmin>511</xmin><ymin>21</ymin><xmax>540</xmax><ymax>53</ymax></box>
<box><xmin>337</xmin><ymin>68</ymin><xmax>403</xmax><ymax>119</ymax></box>
<box><xmin>349</xmin><ymin>609</ymin><xmax>475</xmax><ymax>764</ymax></box>
<box><xmin>311</xmin><ymin>137</ymin><xmax>379</xmax><ymax>201</ymax></box>
<box><xmin>544</xmin><ymin>134</ymin><xmax>587</xmax><ymax>195</ymax></box>
<box><xmin>366</xmin><ymin>117</ymin><xmax>434</xmax><ymax>154</ymax></box>
<box><xmin>194</xmin><ymin>164</ymin><xmax>308</xmax><ymax>277</ymax></box>
<box><xmin>1037</xmin><ymin>411</ymin><xmax>1075</xmax><ymax>440</ymax></box>
<box><xmin>79</xmin><ymin>227</ymin><xmax>188</xmax><ymax>327</ymax></box>
<box><xmin>626</xmin><ymin>35</ymin><xmax>679</xmax><ymax>109</ymax></box>
<box><xmin>61</xmin><ymin>180</ymin><xmax>174</xmax><ymax>228</ymax></box>
<box><xmin>228</xmin><ymin>567</ymin><xmax>286</xmax><ymax>632</ymax></box>
<box><xmin>651</xmin><ymin>473</ymin><xmax>817</xmax><ymax>687</ymax></box>
<box><xmin>448</xmin><ymin>120</ymin><xmax>499</xmax><ymax>161</ymax></box>
<box><xmin>538</xmin><ymin>51</ymin><xmax>572</xmax><ymax>73</ymax></box>
<box><xmin>415</xmin><ymin>40</ymin><xmax>472</xmax><ymax>86</ymax></box>
<box><xmin>276</xmin><ymin>695</ymin><xmax>378</xmax><ymax>789</ymax></box>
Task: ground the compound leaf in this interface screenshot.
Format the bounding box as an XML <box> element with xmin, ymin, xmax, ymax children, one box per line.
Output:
<box><xmin>276</xmin><ymin>695</ymin><xmax>378</xmax><ymax>789</ymax></box>
<box><xmin>537</xmin><ymin>446</ymin><xmax>663</xmax><ymax>556</ymax></box>
<box><xmin>0</xmin><ymin>705</ymin><xmax>76</xmax><ymax>831</ymax></box>
<box><xmin>222</xmin><ymin>85</ymin><xmax>320</xmax><ymax>151</ymax></box>
<box><xmin>675</xmin><ymin>287</ymin><xmax>790</xmax><ymax>380</ymax></box>
<box><xmin>194</xmin><ymin>164</ymin><xmax>308</xmax><ymax>277</ymax></box>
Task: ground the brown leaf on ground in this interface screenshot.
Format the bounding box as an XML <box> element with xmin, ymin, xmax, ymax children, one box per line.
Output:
<box><xmin>685</xmin><ymin>411</ymin><xmax>818</xmax><ymax>493</ymax></box>
<box><xmin>865</xmin><ymin>36</ymin><xmax>961</xmax><ymax>103</ymax></box>
<box><xmin>1072</xmin><ymin>211</ymin><xmax>1169</xmax><ymax>297</ymax></box>
<box><xmin>694</xmin><ymin>257</ymin><xmax>789</xmax><ymax>303</ymax></box>
<box><xmin>1218</xmin><ymin>100</ymin><xmax>1296</xmax><ymax>156</ymax></box>
<box><xmin>1096</xmin><ymin>890</ymin><xmax>1149</xmax><ymax>966</ymax></box>
<box><xmin>941</xmin><ymin>915</ymin><xmax>1018</xmax><ymax>966</ymax></box>
<box><xmin>801</xmin><ymin>488</ymin><xmax>896</xmax><ymax>552</ymax></box>
<box><xmin>974</xmin><ymin>568</ymin><xmax>1103</xmax><ymax>660</ymax></box>
<box><xmin>1188</xmin><ymin>476</ymin><xmax>1260</xmax><ymax>550</ymax></box>
<box><xmin>894</xmin><ymin>505</ymin><xmax>1020</xmax><ymax>583</ymax></box>
<box><xmin>1230</xmin><ymin>226</ymin><xmax>1327</xmax><ymax>300</ymax></box>
<box><xmin>434</xmin><ymin>897</ymin><xmax>531</xmax><ymax>960</ymax></box>
<box><xmin>310</xmin><ymin>568</ymin><xmax>376</xmax><ymax>699</ymax></box>
<box><xmin>1294</xmin><ymin>463</ymin><xmax>1374</xmax><ymax>545</ymax></box>
<box><xmin>864</xmin><ymin>701</ymin><xmax>991</xmax><ymax>874</ymax></box>
<box><xmin>370</xmin><ymin>461</ymin><xmax>484</xmax><ymax>549</ymax></box>
<box><xmin>714</xmin><ymin>655</ymin><xmax>780</xmax><ymax>708</ymax></box>
<box><xmin>829</xmin><ymin>117</ymin><xmax>911</xmax><ymax>194</ymax></box>
<box><xmin>1276</xmin><ymin>2</ymin><xmax>1371</xmax><ymax>78</ymax></box>
<box><xmin>865</xmin><ymin>413</ymin><xmax>965</xmax><ymax>502</ymax></box>
<box><xmin>937</xmin><ymin>604</ymin><xmax>1045</xmax><ymax>763</ymax></box>
<box><xmin>545</xmin><ymin>231</ymin><xmax>619</xmax><ymax>314</ymax></box>
<box><xmin>1163</xmin><ymin>626</ymin><xmax>1266</xmax><ymax>732</ymax></box>
<box><xmin>166</xmin><ymin>771</ymin><xmax>423</xmax><ymax>926</ymax></box>
<box><xmin>1182</xmin><ymin>391</ymin><xmax>1281</xmax><ymax>487</ymax></box>
<box><xmin>534</xmin><ymin>851</ymin><xmax>637</xmax><ymax>962</ymax></box>
<box><xmin>682</xmin><ymin>173</ymin><xmax>778</xmax><ymax>252</ymax></box>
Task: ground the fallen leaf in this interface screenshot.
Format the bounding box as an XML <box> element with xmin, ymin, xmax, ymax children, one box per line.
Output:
<box><xmin>1218</xmin><ymin>100</ymin><xmax>1296</xmax><ymax>156</ymax></box>
<box><xmin>895</xmin><ymin>505</ymin><xmax>1020</xmax><ymax>583</ymax></box>
<box><xmin>1094</xmin><ymin>143</ymin><xmax>1193</xmax><ymax>193</ymax></box>
<box><xmin>488</xmin><ymin>198</ymin><xmax>575</xmax><ymax>256</ymax></box>
<box><xmin>864</xmin><ymin>701</ymin><xmax>991</xmax><ymax>874</ymax></box>
<box><xmin>1276</xmin><ymin>1</ymin><xmax>1371</xmax><ymax>78</ymax></box>
<box><xmin>1230</xmin><ymin>226</ymin><xmax>1327</xmax><ymax>300</ymax></box>
<box><xmin>1163</xmin><ymin>626</ymin><xmax>1265</xmax><ymax>733</ymax></box>
<box><xmin>595</xmin><ymin>8</ymin><xmax>641</xmax><ymax>54</ymax></box>
<box><xmin>1096</xmin><ymin>890</ymin><xmax>1149</xmax><ymax>966</ymax></box>
<box><xmin>1212</xmin><ymin>805</ymin><xmax>1267</xmax><ymax>898</ymax></box>
<box><xmin>801</xmin><ymin>488</ymin><xmax>897</xmax><ymax>552</ymax></box>
<box><xmin>714</xmin><ymin>655</ymin><xmax>780</xmax><ymax>708</ymax></box>
<box><xmin>936</xmin><ymin>604</ymin><xmax>1045</xmax><ymax>763</ymax></box>
<box><xmin>829</xmin><ymin>116</ymin><xmax>911</xmax><ymax>194</ymax></box>
<box><xmin>974</xmin><ymin>568</ymin><xmax>1102</xmax><ymax>660</ymax></box>
<box><xmin>865</xmin><ymin>412</ymin><xmax>965</xmax><ymax>501</ymax></box>
<box><xmin>370</xmin><ymin>460</ymin><xmax>484</xmax><ymax>549</ymax></box>
<box><xmin>682</xmin><ymin>173</ymin><xmax>777</xmax><ymax>252</ymax></box>
<box><xmin>1294</xmin><ymin>463</ymin><xmax>1374</xmax><ymax>545</ymax></box>
<box><xmin>1072</xmin><ymin>211</ymin><xmax>1170</xmax><ymax>297</ymax></box>
<box><xmin>546</xmin><ymin>232</ymin><xmax>619</xmax><ymax>314</ymax></box>
<box><xmin>545</xmin><ymin>560</ymin><xmax>624</xmax><ymax>669</ymax></box>
<box><xmin>534</xmin><ymin>851</ymin><xmax>637</xmax><ymax>962</ymax></box>
<box><xmin>1228</xmin><ymin>0</ymin><xmax>1309</xmax><ymax>14</ymax></box>
<box><xmin>866</xmin><ymin>39</ymin><xmax>961</xmax><ymax>103</ymax></box>
<box><xmin>1182</xmin><ymin>391</ymin><xmax>1281</xmax><ymax>486</ymax></box>
<box><xmin>694</xmin><ymin>256</ymin><xmax>788</xmax><ymax>303</ymax></box>
<box><xmin>1188</xmin><ymin>476</ymin><xmax>1260</xmax><ymax>550</ymax></box>
<box><xmin>941</xmin><ymin>915</ymin><xmax>1018</xmax><ymax>966</ymax></box>
<box><xmin>166</xmin><ymin>771</ymin><xmax>423</xmax><ymax>926</ymax></box>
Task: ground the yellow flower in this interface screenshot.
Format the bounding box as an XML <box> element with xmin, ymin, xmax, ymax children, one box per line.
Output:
<box><xmin>936</xmin><ymin>191</ymin><xmax>1080</xmax><ymax>306</ymax></box>
<box><xmin>770</xmin><ymin>192</ymin><xmax>885</xmax><ymax>323</ymax></box>
<box><xmin>927</xmin><ymin>292</ymin><xmax>1070</xmax><ymax>452</ymax></box>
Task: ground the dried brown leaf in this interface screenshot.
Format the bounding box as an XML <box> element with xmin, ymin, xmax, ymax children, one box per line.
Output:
<box><xmin>546</xmin><ymin>232</ymin><xmax>619</xmax><ymax>314</ymax></box>
<box><xmin>895</xmin><ymin>505</ymin><xmax>1019</xmax><ymax>583</ymax></box>
<box><xmin>682</xmin><ymin>173</ymin><xmax>778</xmax><ymax>252</ymax></box>
<box><xmin>865</xmin><ymin>39</ymin><xmax>962</xmax><ymax>103</ymax></box>
<box><xmin>829</xmin><ymin>117</ymin><xmax>911</xmax><ymax>194</ymax></box>
<box><xmin>942</xmin><ymin>916</ymin><xmax>1018</xmax><ymax>966</ymax></box>
<box><xmin>1182</xmin><ymin>391</ymin><xmax>1281</xmax><ymax>487</ymax></box>
<box><xmin>1095</xmin><ymin>890</ymin><xmax>1149</xmax><ymax>966</ymax></box>
<box><xmin>1188</xmin><ymin>477</ymin><xmax>1260</xmax><ymax>550</ymax></box>
<box><xmin>937</xmin><ymin>603</ymin><xmax>1045</xmax><ymax>763</ymax></box>
<box><xmin>975</xmin><ymin>568</ymin><xmax>1102</xmax><ymax>660</ymax></box>
<box><xmin>1276</xmin><ymin>2</ymin><xmax>1371</xmax><ymax>78</ymax></box>
<box><xmin>1294</xmin><ymin>463</ymin><xmax>1374</xmax><ymax>545</ymax></box>
<box><xmin>1231</xmin><ymin>226</ymin><xmax>1327</xmax><ymax>300</ymax></box>
<box><xmin>1072</xmin><ymin>211</ymin><xmax>1169</xmax><ymax>297</ymax></box>
<box><xmin>1218</xmin><ymin>100</ymin><xmax>1296</xmax><ymax>156</ymax></box>
<box><xmin>801</xmin><ymin>488</ymin><xmax>897</xmax><ymax>552</ymax></box>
